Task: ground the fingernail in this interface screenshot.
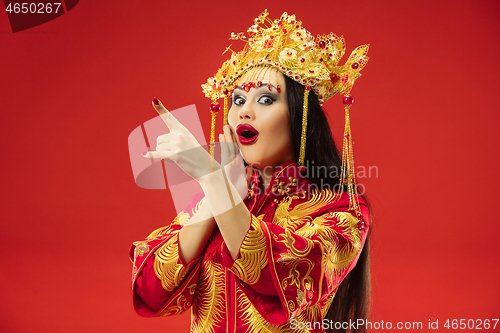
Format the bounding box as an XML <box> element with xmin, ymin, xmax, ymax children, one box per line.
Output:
<box><xmin>153</xmin><ymin>97</ymin><xmax>159</xmax><ymax>105</ymax></box>
<box><xmin>141</xmin><ymin>151</ymin><xmax>147</xmax><ymax>156</ymax></box>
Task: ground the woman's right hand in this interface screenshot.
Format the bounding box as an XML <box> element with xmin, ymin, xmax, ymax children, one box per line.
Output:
<box><xmin>143</xmin><ymin>98</ymin><xmax>215</xmax><ymax>181</ymax></box>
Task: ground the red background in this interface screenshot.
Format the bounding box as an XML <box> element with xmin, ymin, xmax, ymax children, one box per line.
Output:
<box><xmin>1</xmin><ymin>0</ymin><xmax>499</xmax><ymax>332</ymax></box>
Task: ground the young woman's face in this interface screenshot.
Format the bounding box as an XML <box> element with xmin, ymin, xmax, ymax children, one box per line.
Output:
<box><xmin>227</xmin><ymin>67</ymin><xmax>294</xmax><ymax>170</ymax></box>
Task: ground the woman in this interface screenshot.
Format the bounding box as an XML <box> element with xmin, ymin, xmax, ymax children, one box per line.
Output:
<box><xmin>130</xmin><ymin>10</ymin><xmax>370</xmax><ymax>333</ymax></box>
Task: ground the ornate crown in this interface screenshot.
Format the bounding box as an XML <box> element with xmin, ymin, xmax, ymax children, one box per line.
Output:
<box><xmin>202</xmin><ymin>9</ymin><xmax>369</xmax><ymax>105</ymax></box>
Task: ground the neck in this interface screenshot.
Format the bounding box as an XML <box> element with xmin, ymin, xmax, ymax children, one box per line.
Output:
<box><xmin>255</xmin><ymin>165</ymin><xmax>277</xmax><ymax>191</ymax></box>
<box><xmin>256</xmin><ymin>159</ymin><xmax>295</xmax><ymax>190</ymax></box>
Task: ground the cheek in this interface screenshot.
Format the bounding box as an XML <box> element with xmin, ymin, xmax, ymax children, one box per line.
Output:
<box><xmin>260</xmin><ymin>111</ymin><xmax>292</xmax><ymax>149</ymax></box>
<box><xmin>265</xmin><ymin>109</ymin><xmax>290</xmax><ymax>133</ymax></box>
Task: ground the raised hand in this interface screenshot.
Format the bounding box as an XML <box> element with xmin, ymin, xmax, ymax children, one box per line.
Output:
<box><xmin>219</xmin><ymin>125</ymin><xmax>249</xmax><ymax>199</ymax></box>
<box><xmin>143</xmin><ymin>98</ymin><xmax>215</xmax><ymax>181</ymax></box>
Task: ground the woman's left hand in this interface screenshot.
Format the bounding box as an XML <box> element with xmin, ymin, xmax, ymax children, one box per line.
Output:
<box><xmin>220</xmin><ymin>125</ymin><xmax>248</xmax><ymax>199</ymax></box>
<box><xmin>143</xmin><ymin>98</ymin><xmax>214</xmax><ymax>181</ymax></box>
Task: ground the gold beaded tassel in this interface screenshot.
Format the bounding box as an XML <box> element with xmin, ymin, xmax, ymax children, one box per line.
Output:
<box><xmin>223</xmin><ymin>91</ymin><xmax>229</xmax><ymax>125</ymax></box>
<box><xmin>340</xmin><ymin>95</ymin><xmax>364</xmax><ymax>230</ymax></box>
<box><xmin>298</xmin><ymin>87</ymin><xmax>310</xmax><ymax>167</ymax></box>
<box><xmin>209</xmin><ymin>100</ymin><xmax>220</xmax><ymax>159</ymax></box>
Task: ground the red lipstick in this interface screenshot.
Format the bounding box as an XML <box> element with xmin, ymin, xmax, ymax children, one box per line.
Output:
<box><xmin>236</xmin><ymin>124</ymin><xmax>259</xmax><ymax>144</ymax></box>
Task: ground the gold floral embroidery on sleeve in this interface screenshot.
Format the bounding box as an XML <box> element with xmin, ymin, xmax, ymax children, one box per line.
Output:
<box><xmin>132</xmin><ymin>241</ymin><xmax>150</xmax><ymax>259</ymax></box>
<box><xmin>229</xmin><ymin>215</ymin><xmax>268</xmax><ymax>285</ymax></box>
<box><xmin>153</xmin><ymin>234</ymin><xmax>191</xmax><ymax>292</ymax></box>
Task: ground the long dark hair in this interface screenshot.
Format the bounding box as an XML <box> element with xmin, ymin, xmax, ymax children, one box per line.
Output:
<box><xmin>285</xmin><ymin>75</ymin><xmax>372</xmax><ymax>333</ymax></box>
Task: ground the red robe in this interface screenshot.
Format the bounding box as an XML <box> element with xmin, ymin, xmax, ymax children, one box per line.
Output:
<box><xmin>130</xmin><ymin>160</ymin><xmax>370</xmax><ymax>332</ymax></box>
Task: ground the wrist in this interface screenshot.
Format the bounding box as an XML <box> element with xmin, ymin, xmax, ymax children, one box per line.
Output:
<box><xmin>198</xmin><ymin>168</ymin><xmax>243</xmax><ymax>217</ymax></box>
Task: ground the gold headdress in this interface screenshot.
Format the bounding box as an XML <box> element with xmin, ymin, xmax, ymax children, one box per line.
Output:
<box><xmin>202</xmin><ymin>10</ymin><xmax>369</xmax><ymax>228</ymax></box>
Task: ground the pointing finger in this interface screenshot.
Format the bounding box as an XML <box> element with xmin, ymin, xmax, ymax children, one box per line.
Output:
<box><xmin>152</xmin><ymin>97</ymin><xmax>182</xmax><ymax>131</ymax></box>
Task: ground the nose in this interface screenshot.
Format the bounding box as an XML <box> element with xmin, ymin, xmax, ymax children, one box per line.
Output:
<box><xmin>238</xmin><ymin>102</ymin><xmax>254</xmax><ymax>120</ymax></box>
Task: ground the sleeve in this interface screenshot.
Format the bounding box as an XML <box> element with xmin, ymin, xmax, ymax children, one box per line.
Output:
<box><xmin>129</xmin><ymin>193</ymin><xmax>205</xmax><ymax>317</ymax></box>
<box><xmin>221</xmin><ymin>197</ymin><xmax>370</xmax><ymax>325</ymax></box>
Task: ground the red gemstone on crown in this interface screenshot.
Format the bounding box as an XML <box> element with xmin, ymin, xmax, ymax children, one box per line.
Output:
<box><xmin>210</xmin><ymin>103</ymin><xmax>220</xmax><ymax>113</ymax></box>
<box><xmin>309</xmin><ymin>70</ymin><xmax>314</xmax><ymax>73</ymax></box>
<box><xmin>352</xmin><ymin>63</ymin><xmax>359</xmax><ymax>69</ymax></box>
<box><xmin>300</xmin><ymin>58</ymin><xmax>305</xmax><ymax>63</ymax></box>
<box><xmin>305</xmin><ymin>86</ymin><xmax>311</xmax><ymax>91</ymax></box>
<box><xmin>319</xmin><ymin>41</ymin><xmax>326</xmax><ymax>49</ymax></box>
<box><xmin>342</xmin><ymin>95</ymin><xmax>354</xmax><ymax>105</ymax></box>
<box><xmin>257</xmin><ymin>81</ymin><xmax>262</xmax><ymax>87</ymax></box>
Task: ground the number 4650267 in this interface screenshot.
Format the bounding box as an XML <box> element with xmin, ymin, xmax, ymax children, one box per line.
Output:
<box><xmin>5</xmin><ymin>3</ymin><xmax>62</xmax><ymax>14</ymax></box>
<box><xmin>443</xmin><ymin>319</ymin><xmax>498</xmax><ymax>330</ymax></box>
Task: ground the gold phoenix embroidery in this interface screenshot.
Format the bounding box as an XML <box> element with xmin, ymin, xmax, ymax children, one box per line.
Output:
<box><xmin>272</xmin><ymin>189</ymin><xmax>362</xmax><ymax>318</ymax></box>
<box><xmin>154</xmin><ymin>234</ymin><xmax>191</xmax><ymax>292</ymax></box>
<box><xmin>191</xmin><ymin>261</ymin><xmax>226</xmax><ymax>333</ymax></box>
<box><xmin>230</xmin><ymin>215</ymin><xmax>268</xmax><ymax>285</ymax></box>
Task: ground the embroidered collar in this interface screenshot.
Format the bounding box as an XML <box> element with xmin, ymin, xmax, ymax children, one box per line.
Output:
<box><xmin>246</xmin><ymin>159</ymin><xmax>307</xmax><ymax>201</ymax></box>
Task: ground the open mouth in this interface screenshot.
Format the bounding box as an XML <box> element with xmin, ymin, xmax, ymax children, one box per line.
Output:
<box><xmin>236</xmin><ymin>124</ymin><xmax>259</xmax><ymax>144</ymax></box>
